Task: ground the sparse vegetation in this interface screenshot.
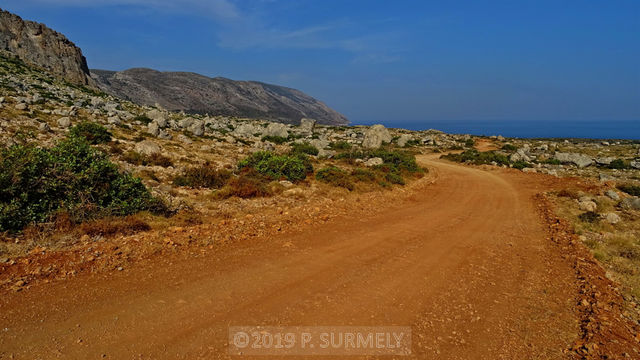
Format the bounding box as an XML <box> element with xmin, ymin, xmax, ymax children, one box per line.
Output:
<box><xmin>290</xmin><ymin>142</ymin><xmax>319</xmax><ymax>156</ymax></box>
<box><xmin>173</xmin><ymin>165</ymin><xmax>231</xmax><ymax>188</ymax></box>
<box><xmin>69</xmin><ymin>121</ymin><xmax>112</xmax><ymax>144</ymax></box>
<box><xmin>261</xmin><ymin>135</ymin><xmax>288</xmax><ymax>144</ymax></box>
<box><xmin>122</xmin><ymin>151</ymin><xmax>173</xmax><ymax>167</ymax></box>
<box><xmin>442</xmin><ymin>149</ymin><xmax>510</xmax><ymax>167</ymax></box>
<box><xmin>214</xmin><ymin>170</ymin><xmax>272</xmax><ymax>199</ymax></box>
<box><xmin>618</xmin><ymin>184</ymin><xmax>640</xmax><ymax>197</ymax></box>
<box><xmin>316</xmin><ymin>166</ymin><xmax>354</xmax><ymax>191</ymax></box>
<box><xmin>329</xmin><ymin>141</ymin><xmax>352</xmax><ymax>150</ymax></box>
<box><xmin>238</xmin><ymin>151</ymin><xmax>312</xmax><ymax>182</ymax></box>
<box><xmin>0</xmin><ymin>136</ymin><xmax>165</xmax><ymax>232</ymax></box>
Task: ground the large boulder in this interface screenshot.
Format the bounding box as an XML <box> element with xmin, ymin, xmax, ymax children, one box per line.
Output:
<box><xmin>579</xmin><ymin>201</ymin><xmax>597</xmax><ymax>212</ymax></box>
<box><xmin>554</xmin><ymin>152</ymin><xmax>593</xmax><ymax>168</ymax></box>
<box><xmin>362</xmin><ymin>124</ymin><xmax>392</xmax><ymax>149</ymax></box>
<box><xmin>510</xmin><ymin>149</ymin><xmax>531</xmax><ymax>163</ymax></box>
<box><xmin>147</xmin><ymin>121</ymin><xmax>160</xmax><ymax>136</ymax></box>
<box><xmin>299</xmin><ymin>118</ymin><xmax>316</xmax><ymax>134</ymax></box>
<box><xmin>264</xmin><ymin>123</ymin><xmax>289</xmax><ymax>138</ymax></box>
<box><xmin>234</xmin><ymin>123</ymin><xmax>260</xmax><ymax>137</ymax></box>
<box><xmin>396</xmin><ymin>134</ymin><xmax>411</xmax><ymax>147</ymax></box>
<box><xmin>134</xmin><ymin>140</ymin><xmax>161</xmax><ymax>156</ymax></box>
<box><xmin>188</xmin><ymin>120</ymin><xmax>205</xmax><ymax>136</ymax></box>
<box><xmin>57</xmin><ymin>117</ymin><xmax>71</xmax><ymax>128</ymax></box>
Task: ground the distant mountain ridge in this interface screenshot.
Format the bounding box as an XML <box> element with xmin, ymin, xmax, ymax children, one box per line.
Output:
<box><xmin>91</xmin><ymin>68</ymin><xmax>348</xmax><ymax>125</ymax></box>
<box><xmin>0</xmin><ymin>8</ymin><xmax>92</xmax><ymax>85</ymax></box>
<box><xmin>0</xmin><ymin>8</ymin><xmax>347</xmax><ymax>125</ymax></box>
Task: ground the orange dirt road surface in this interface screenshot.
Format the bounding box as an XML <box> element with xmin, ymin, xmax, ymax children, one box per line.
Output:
<box><xmin>0</xmin><ymin>156</ymin><xmax>636</xmax><ymax>359</ymax></box>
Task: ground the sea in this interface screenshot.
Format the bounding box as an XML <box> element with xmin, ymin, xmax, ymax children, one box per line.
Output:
<box><xmin>353</xmin><ymin>120</ymin><xmax>640</xmax><ymax>141</ymax></box>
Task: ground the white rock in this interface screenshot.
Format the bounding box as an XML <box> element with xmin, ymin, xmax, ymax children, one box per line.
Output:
<box><xmin>579</xmin><ymin>201</ymin><xmax>597</xmax><ymax>212</ymax></box>
<box><xmin>134</xmin><ymin>140</ymin><xmax>161</xmax><ymax>156</ymax></box>
<box><xmin>604</xmin><ymin>212</ymin><xmax>621</xmax><ymax>224</ymax></box>
<box><xmin>362</xmin><ymin>124</ymin><xmax>392</xmax><ymax>149</ymax></box>
<box><xmin>57</xmin><ymin>117</ymin><xmax>72</xmax><ymax>128</ymax></box>
<box><xmin>364</xmin><ymin>157</ymin><xmax>384</xmax><ymax>167</ymax></box>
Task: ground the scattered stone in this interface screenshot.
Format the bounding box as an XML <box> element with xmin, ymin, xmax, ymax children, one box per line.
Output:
<box><xmin>107</xmin><ymin>116</ymin><xmax>121</xmax><ymax>125</ymax></box>
<box><xmin>134</xmin><ymin>140</ymin><xmax>161</xmax><ymax>156</ymax></box>
<box><xmin>599</xmin><ymin>173</ymin><xmax>615</xmax><ymax>182</ymax></box>
<box><xmin>177</xmin><ymin>134</ymin><xmax>193</xmax><ymax>144</ymax></box>
<box><xmin>279</xmin><ymin>180</ymin><xmax>294</xmax><ymax>188</ymax></box>
<box><xmin>554</xmin><ymin>152</ymin><xmax>593</xmax><ymax>168</ymax></box>
<box><xmin>38</xmin><ymin>122</ymin><xmax>50</xmax><ymax>132</ymax></box>
<box><xmin>604</xmin><ymin>212</ymin><xmax>621</xmax><ymax>224</ymax></box>
<box><xmin>521</xmin><ymin>168</ymin><xmax>537</xmax><ymax>173</ymax></box>
<box><xmin>14</xmin><ymin>103</ymin><xmax>28</xmax><ymax>111</ymax></box>
<box><xmin>595</xmin><ymin>157</ymin><xmax>615</xmax><ymax>166</ymax></box>
<box><xmin>619</xmin><ymin>197</ymin><xmax>640</xmax><ymax>210</ymax></box>
<box><xmin>362</xmin><ymin>124</ymin><xmax>392</xmax><ymax>149</ymax></box>
<box><xmin>57</xmin><ymin>117</ymin><xmax>71</xmax><ymax>128</ymax></box>
<box><xmin>147</xmin><ymin>121</ymin><xmax>160</xmax><ymax>136</ymax></box>
<box><xmin>264</xmin><ymin>123</ymin><xmax>289</xmax><ymax>138</ymax></box>
<box><xmin>364</xmin><ymin>157</ymin><xmax>384</xmax><ymax>167</ymax></box>
<box><xmin>605</xmin><ymin>190</ymin><xmax>620</xmax><ymax>201</ymax></box>
<box><xmin>188</xmin><ymin>120</ymin><xmax>204</xmax><ymax>136</ymax></box>
<box><xmin>630</xmin><ymin>160</ymin><xmax>640</xmax><ymax>170</ymax></box>
<box><xmin>299</xmin><ymin>118</ymin><xmax>316</xmax><ymax>134</ymax></box>
<box><xmin>579</xmin><ymin>201</ymin><xmax>597</xmax><ymax>212</ymax></box>
<box><xmin>396</xmin><ymin>134</ymin><xmax>411</xmax><ymax>147</ymax></box>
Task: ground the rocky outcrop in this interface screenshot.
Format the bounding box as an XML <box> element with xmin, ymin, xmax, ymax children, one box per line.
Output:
<box><xmin>0</xmin><ymin>9</ymin><xmax>92</xmax><ymax>86</ymax></box>
<box><xmin>91</xmin><ymin>68</ymin><xmax>348</xmax><ymax>126</ymax></box>
<box><xmin>362</xmin><ymin>124</ymin><xmax>392</xmax><ymax>149</ymax></box>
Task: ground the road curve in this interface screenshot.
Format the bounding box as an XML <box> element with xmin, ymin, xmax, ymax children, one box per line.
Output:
<box><xmin>0</xmin><ymin>156</ymin><xmax>579</xmax><ymax>359</ymax></box>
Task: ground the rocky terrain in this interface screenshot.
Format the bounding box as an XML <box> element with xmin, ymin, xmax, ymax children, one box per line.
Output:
<box><xmin>1</xmin><ymin>8</ymin><xmax>640</xmax><ymax>359</ymax></box>
<box><xmin>0</xmin><ymin>9</ymin><xmax>92</xmax><ymax>86</ymax></box>
<box><xmin>92</xmin><ymin>68</ymin><xmax>349</xmax><ymax>125</ymax></box>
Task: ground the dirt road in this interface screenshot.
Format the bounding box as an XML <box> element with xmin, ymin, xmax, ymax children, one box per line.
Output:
<box><xmin>0</xmin><ymin>156</ymin><xmax>585</xmax><ymax>359</ymax></box>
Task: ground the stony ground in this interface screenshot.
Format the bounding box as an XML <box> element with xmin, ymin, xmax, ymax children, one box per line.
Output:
<box><xmin>1</xmin><ymin>54</ymin><xmax>640</xmax><ymax>359</ymax></box>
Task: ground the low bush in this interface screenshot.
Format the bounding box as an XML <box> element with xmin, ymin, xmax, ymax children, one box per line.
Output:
<box><xmin>173</xmin><ymin>165</ymin><xmax>231</xmax><ymax>188</ymax></box>
<box><xmin>442</xmin><ymin>149</ymin><xmax>510</xmax><ymax>166</ymax></box>
<box><xmin>385</xmin><ymin>172</ymin><xmax>405</xmax><ymax>185</ymax></box>
<box><xmin>329</xmin><ymin>141</ymin><xmax>352</xmax><ymax>150</ymax></box>
<box><xmin>608</xmin><ymin>159</ymin><xmax>630</xmax><ymax>170</ymax></box>
<box><xmin>69</xmin><ymin>121</ymin><xmax>112</xmax><ymax>144</ymax></box>
<box><xmin>351</xmin><ymin>168</ymin><xmax>377</xmax><ymax>182</ymax></box>
<box><xmin>238</xmin><ymin>151</ymin><xmax>311</xmax><ymax>182</ymax></box>
<box><xmin>618</xmin><ymin>184</ymin><xmax>640</xmax><ymax>197</ymax></box>
<box><xmin>464</xmin><ymin>138</ymin><xmax>475</xmax><ymax>147</ymax></box>
<box><xmin>290</xmin><ymin>142</ymin><xmax>319</xmax><ymax>156</ymax></box>
<box><xmin>215</xmin><ymin>170</ymin><xmax>272</xmax><ymax>199</ymax></box>
<box><xmin>543</xmin><ymin>158</ymin><xmax>562</xmax><ymax>165</ymax></box>
<box><xmin>0</xmin><ymin>136</ymin><xmax>165</xmax><ymax>232</ymax></box>
<box><xmin>511</xmin><ymin>161</ymin><xmax>531</xmax><ymax>170</ymax></box>
<box><xmin>133</xmin><ymin>115</ymin><xmax>152</xmax><ymax>124</ymax></box>
<box><xmin>369</xmin><ymin>149</ymin><xmax>421</xmax><ymax>173</ymax></box>
<box><xmin>578</xmin><ymin>211</ymin><xmax>600</xmax><ymax>223</ymax></box>
<box><xmin>261</xmin><ymin>135</ymin><xmax>288</xmax><ymax>144</ymax></box>
<box><xmin>78</xmin><ymin>215</ymin><xmax>151</xmax><ymax>237</ymax></box>
<box><xmin>316</xmin><ymin>167</ymin><xmax>354</xmax><ymax>191</ymax></box>
<box><xmin>122</xmin><ymin>151</ymin><xmax>173</xmax><ymax>167</ymax></box>
<box><xmin>501</xmin><ymin>144</ymin><xmax>518</xmax><ymax>151</ymax></box>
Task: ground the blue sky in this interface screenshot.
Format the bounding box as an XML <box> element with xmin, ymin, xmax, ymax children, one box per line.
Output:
<box><xmin>2</xmin><ymin>0</ymin><xmax>639</xmax><ymax>125</ymax></box>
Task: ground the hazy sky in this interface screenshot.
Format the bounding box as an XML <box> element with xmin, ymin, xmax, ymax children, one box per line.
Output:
<box><xmin>3</xmin><ymin>0</ymin><xmax>639</xmax><ymax>124</ymax></box>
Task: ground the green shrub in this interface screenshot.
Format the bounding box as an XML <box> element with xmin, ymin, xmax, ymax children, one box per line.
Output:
<box><xmin>290</xmin><ymin>142</ymin><xmax>319</xmax><ymax>156</ymax></box>
<box><xmin>543</xmin><ymin>158</ymin><xmax>562</xmax><ymax>165</ymax></box>
<box><xmin>501</xmin><ymin>144</ymin><xmax>518</xmax><ymax>151</ymax></box>
<box><xmin>261</xmin><ymin>135</ymin><xmax>288</xmax><ymax>144</ymax></box>
<box><xmin>351</xmin><ymin>168</ymin><xmax>377</xmax><ymax>182</ymax></box>
<box><xmin>133</xmin><ymin>115</ymin><xmax>152</xmax><ymax>124</ymax></box>
<box><xmin>385</xmin><ymin>172</ymin><xmax>405</xmax><ymax>185</ymax></box>
<box><xmin>238</xmin><ymin>151</ymin><xmax>311</xmax><ymax>182</ymax></box>
<box><xmin>464</xmin><ymin>138</ymin><xmax>476</xmax><ymax>147</ymax></box>
<box><xmin>69</xmin><ymin>121</ymin><xmax>112</xmax><ymax>144</ymax></box>
<box><xmin>442</xmin><ymin>149</ymin><xmax>510</xmax><ymax>166</ymax></box>
<box><xmin>608</xmin><ymin>159</ymin><xmax>630</xmax><ymax>170</ymax></box>
<box><xmin>618</xmin><ymin>184</ymin><xmax>640</xmax><ymax>197</ymax></box>
<box><xmin>329</xmin><ymin>141</ymin><xmax>352</xmax><ymax>150</ymax></box>
<box><xmin>369</xmin><ymin>149</ymin><xmax>421</xmax><ymax>173</ymax></box>
<box><xmin>174</xmin><ymin>165</ymin><xmax>231</xmax><ymax>188</ymax></box>
<box><xmin>316</xmin><ymin>167</ymin><xmax>354</xmax><ymax>191</ymax></box>
<box><xmin>0</xmin><ymin>136</ymin><xmax>164</xmax><ymax>232</ymax></box>
<box><xmin>512</xmin><ymin>161</ymin><xmax>531</xmax><ymax>170</ymax></box>
<box><xmin>578</xmin><ymin>211</ymin><xmax>600</xmax><ymax>223</ymax></box>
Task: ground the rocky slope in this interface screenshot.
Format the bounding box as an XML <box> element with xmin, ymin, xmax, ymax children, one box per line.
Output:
<box><xmin>91</xmin><ymin>68</ymin><xmax>348</xmax><ymax>126</ymax></box>
<box><xmin>0</xmin><ymin>8</ymin><xmax>92</xmax><ymax>86</ymax></box>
